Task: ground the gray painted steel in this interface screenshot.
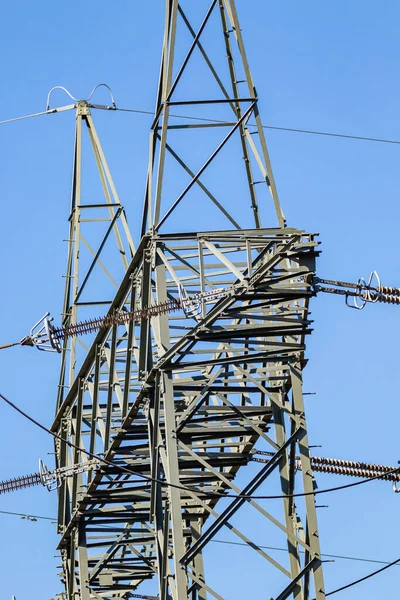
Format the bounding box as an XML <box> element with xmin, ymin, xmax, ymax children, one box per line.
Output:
<box><xmin>54</xmin><ymin>2</ymin><xmax>326</xmax><ymax>599</ymax></box>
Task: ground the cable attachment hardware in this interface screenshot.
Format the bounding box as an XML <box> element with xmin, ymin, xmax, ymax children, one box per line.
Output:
<box><xmin>314</xmin><ymin>271</ymin><xmax>400</xmax><ymax>310</ymax></box>
<box><xmin>39</xmin><ymin>459</ymin><xmax>101</xmax><ymax>492</ymax></box>
<box><xmin>46</xmin><ymin>83</ymin><xmax>117</xmax><ymax>113</ymax></box>
<box><xmin>46</xmin><ymin>86</ymin><xmax>78</xmax><ymax>111</ymax></box>
<box><xmin>86</xmin><ymin>83</ymin><xmax>117</xmax><ymax>109</ymax></box>
<box><xmin>178</xmin><ymin>283</ymin><xmax>240</xmax><ymax>320</ymax></box>
<box><xmin>346</xmin><ymin>271</ymin><xmax>381</xmax><ymax>310</ymax></box>
<box><xmin>21</xmin><ymin>313</ymin><xmax>61</xmax><ymax>353</ymax></box>
<box><xmin>178</xmin><ymin>284</ymin><xmax>201</xmax><ymax>320</ymax></box>
<box><xmin>0</xmin><ymin>283</ymin><xmax>242</xmax><ymax>353</ymax></box>
<box><xmin>393</xmin><ymin>463</ymin><xmax>400</xmax><ymax>493</ymax></box>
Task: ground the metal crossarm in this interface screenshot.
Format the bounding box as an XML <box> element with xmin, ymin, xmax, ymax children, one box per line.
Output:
<box><xmin>53</xmin><ymin>228</ymin><xmax>326</xmax><ymax>600</ymax></box>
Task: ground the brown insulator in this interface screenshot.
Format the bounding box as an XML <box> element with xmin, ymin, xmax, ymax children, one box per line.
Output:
<box><xmin>310</xmin><ymin>455</ymin><xmax>395</xmax><ymax>473</ymax></box>
<box><xmin>379</xmin><ymin>285</ymin><xmax>400</xmax><ymax>296</ymax></box>
<box><xmin>378</xmin><ymin>293</ymin><xmax>400</xmax><ymax>305</ymax></box>
<box><xmin>308</xmin><ymin>461</ymin><xmax>400</xmax><ymax>482</ymax></box>
<box><xmin>0</xmin><ymin>473</ymin><xmax>42</xmax><ymax>494</ymax></box>
<box><xmin>52</xmin><ymin>299</ymin><xmax>181</xmax><ymax>342</ymax></box>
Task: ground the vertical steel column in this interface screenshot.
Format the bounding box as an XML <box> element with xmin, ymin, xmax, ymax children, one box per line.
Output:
<box><xmin>290</xmin><ymin>364</ymin><xmax>325</xmax><ymax>600</ymax></box>
<box><xmin>223</xmin><ymin>0</ymin><xmax>285</xmax><ymax>227</ymax></box>
<box><xmin>156</xmin><ymin>252</ymin><xmax>187</xmax><ymax>599</ymax></box>
<box><xmin>153</xmin><ymin>0</ymin><xmax>179</xmax><ymax>229</ymax></box>
<box><xmin>57</xmin><ymin>100</ymin><xmax>134</xmax><ymax>409</ymax></box>
<box><xmin>55</xmin><ymin>101</ymin><xmax>136</xmax><ymax>599</ymax></box>
<box><xmin>189</xmin><ymin>521</ymin><xmax>207</xmax><ymax>600</ymax></box>
<box><xmin>69</xmin><ymin>104</ymin><xmax>83</xmax><ymax>388</ymax></box>
<box><xmin>148</xmin><ymin>374</ymin><xmax>168</xmax><ymax>600</ymax></box>
<box><xmin>77</xmin><ymin>524</ymin><xmax>91</xmax><ymax>600</ymax></box>
<box><xmin>271</xmin><ymin>394</ymin><xmax>304</xmax><ymax>599</ymax></box>
<box><xmin>218</xmin><ymin>1</ymin><xmax>260</xmax><ymax>228</ymax></box>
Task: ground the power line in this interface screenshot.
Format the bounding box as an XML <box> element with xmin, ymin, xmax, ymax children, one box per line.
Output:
<box><xmin>262</xmin><ymin>124</ymin><xmax>400</xmax><ymax>146</ymax></box>
<box><xmin>113</xmin><ymin>106</ymin><xmax>400</xmax><ymax>146</ymax></box>
<box><xmin>1</xmin><ymin>390</ymin><xmax>399</xmax><ymax>501</ymax></box>
<box><xmin>315</xmin><ymin>557</ymin><xmax>400</xmax><ymax>598</ymax></box>
<box><xmin>211</xmin><ymin>539</ymin><xmax>400</xmax><ymax>569</ymax></box>
<box><xmin>0</xmin><ymin>509</ymin><xmax>54</xmax><ymax>521</ymax></box>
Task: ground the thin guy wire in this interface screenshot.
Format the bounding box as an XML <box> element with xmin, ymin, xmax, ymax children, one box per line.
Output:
<box><xmin>0</xmin><ymin>108</ymin><xmax>73</xmax><ymax>126</ymax></box>
<box><xmin>1</xmin><ymin>391</ymin><xmax>399</xmax><ymax>501</ymax></box>
<box><xmin>113</xmin><ymin>106</ymin><xmax>400</xmax><ymax>146</ymax></box>
<box><xmin>0</xmin><ymin>509</ymin><xmax>397</xmax><ymax>571</ymax></box>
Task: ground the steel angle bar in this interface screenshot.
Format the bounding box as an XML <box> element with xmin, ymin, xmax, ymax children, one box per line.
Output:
<box><xmin>166</xmin><ymin>121</ymin><xmax>237</xmax><ymax>130</ymax></box>
<box><xmin>214</xmin><ymin>393</ymin><xmax>274</xmax><ymax>445</ymax></box>
<box><xmin>167</xmin><ymin>97</ymin><xmax>256</xmax><ymax>106</ymax></box>
<box><xmin>160</xmin><ymin>140</ymin><xmax>241</xmax><ymax>229</ymax></box>
<box><xmin>177</xmin><ymin>5</ymin><xmax>232</xmax><ymax>105</ymax></box>
<box><xmin>167</xmin><ymin>0</ymin><xmax>218</xmax><ymax>101</ymax></box>
<box><xmin>151</xmin><ymin>1</ymin><xmax>179</xmax><ymax>228</ymax></box>
<box><xmin>85</xmin><ymin>111</ymin><xmax>134</xmax><ymax>266</ymax></box>
<box><xmin>79</xmin><ymin>235</ymin><xmax>119</xmax><ymax>290</ymax></box>
<box><xmin>187</xmin><ymin>569</ymin><xmax>225</xmax><ymax>600</ymax></box>
<box><xmin>77</xmin><ymin>525</ymin><xmax>90</xmax><ymax>600</ymax></box>
<box><xmin>203</xmin><ymin>240</ymin><xmax>245</xmax><ymax>280</ymax></box>
<box><xmin>290</xmin><ymin>363</ymin><xmax>325</xmax><ymax>599</ymax></box>
<box><xmin>180</xmin><ymin>428</ymin><xmax>303</xmax><ymax>566</ymax></box>
<box><xmin>218</xmin><ymin>2</ymin><xmax>260</xmax><ymax>227</ymax></box>
<box><xmin>155</xmin><ymin>101</ymin><xmax>256</xmax><ymax>230</ymax></box>
<box><xmin>122</xmin><ymin>283</ymin><xmax>138</xmax><ymax>418</ymax></box>
<box><xmin>175</xmin><ymin>369</ymin><xmax>225</xmax><ymax>433</ymax></box>
<box><xmin>169</xmin><ymin>349</ymin><xmax>305</xmax><ymax>370</ymax></box>
<box><xmin>272</xmin><ymin>558</ymin><xmax>319</xmax><ymax>600</ymax></box>
<box><xmin>175</xmin><ymin>466</ymin><xmax>292</xmax><ymax>578</ymax></box>
<box><xmin>75</xmin><ymin>208</ymin><xmax>122</xmax><ymax>303</ymax></box>
<box><xmin>52</xmin><ymin>235</ymin><xmax>149</xmax><ymax>429</ymax></box>
<box><xmin>177</xmin><ymin>440</ymin><xmax>312</xmax><ymax>556</ymax></box>
<box><xmin>221</xmin><ymin>0</ymin><xmax>285</xmax><ymax>227</ymax></box>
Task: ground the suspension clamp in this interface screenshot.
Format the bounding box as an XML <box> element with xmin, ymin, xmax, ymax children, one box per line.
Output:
<box><xmin>39</xmin><ymin>459</ymin><xmax>101</xmax><ymax>491</ymax></box>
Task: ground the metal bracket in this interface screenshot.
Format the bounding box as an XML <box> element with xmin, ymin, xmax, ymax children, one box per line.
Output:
<box><xmin>20</xmin><ymin>313</ymin><xmax>61</xmax><ymax>353</ymax></box>
<box><xmin>39</xmin><ymin>459</ymin><xmax>101</xmax><ymax>492</ymax></box>
<box><xmin>178</xmin><ymin>283</ymin><xmax>241</xmax><ymax>321</ymax></box>
<box><xmin>346</xmin><ymin>271</ymin><xmax>381</xmax><ymax>310</ymax></box>
<box><xmin>178</xmin><ymin>284</ymin><xmax>202</xmax><ymax>320</ymax></box>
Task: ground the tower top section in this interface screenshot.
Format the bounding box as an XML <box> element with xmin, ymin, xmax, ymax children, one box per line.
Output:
<box><xmin>141</xmin><ymin>0</ymin><xmax>286</xmax><ymax>236</ymax></box>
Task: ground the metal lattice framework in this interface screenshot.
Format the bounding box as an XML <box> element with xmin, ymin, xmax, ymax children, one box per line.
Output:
<box><xmin>53</xmin><ymin>2</ymin><xmax>327</xmax><ymax>599</ymax></box>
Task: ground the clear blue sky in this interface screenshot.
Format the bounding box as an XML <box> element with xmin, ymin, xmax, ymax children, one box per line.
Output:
<box><xmin>0</xmin><ymin>1</ymin><xmax>399</xmax><ymax>599</ymax></box>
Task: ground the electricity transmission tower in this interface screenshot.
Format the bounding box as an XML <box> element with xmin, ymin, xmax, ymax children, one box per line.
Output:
<box><xmin>53</xmin><ymin>2</ymin><xmax>326</xmax><ymax>599</ymax></box>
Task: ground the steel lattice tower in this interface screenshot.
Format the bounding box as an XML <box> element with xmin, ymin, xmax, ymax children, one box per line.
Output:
<box><xmin>53</xmin><ymin>2</ymin><xmax>326</xmax><ymax>599</ymax></box>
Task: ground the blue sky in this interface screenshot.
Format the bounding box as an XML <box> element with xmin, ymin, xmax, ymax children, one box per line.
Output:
<box><xmin>0</xmin><ymin>1</ymin><xmax>400</xmax><ymax>599</ymax></box>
